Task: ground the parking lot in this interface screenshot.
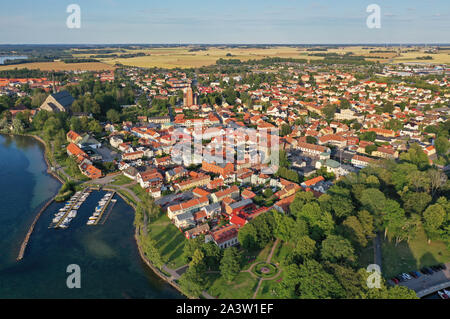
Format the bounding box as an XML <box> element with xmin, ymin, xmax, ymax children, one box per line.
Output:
<box><xmin>393</xmin><ymin>262</ymin><xmax>450</xmax><ymax>294</ymax></box>
<box><xmin>97</xmin><ymin>145</ymin><xmax>118</xmax><ymax>162</ymax></box>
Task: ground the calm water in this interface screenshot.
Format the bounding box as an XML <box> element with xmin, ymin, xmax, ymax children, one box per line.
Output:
<box><xmin>0</xmin><ymin>134</ymin><xmax>182</xmax><ymax>298</ymax></box>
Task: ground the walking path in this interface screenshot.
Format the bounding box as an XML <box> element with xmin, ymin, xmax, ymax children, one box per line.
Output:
<box><xmin>251</xmin><ymin>239</ymin><xmax>281</xmax><ymax>299</ymax></box>
<box><xmin>374</xmin><ymin>232</ymin><xmax>383</xmax><ymax>272</ymax></box>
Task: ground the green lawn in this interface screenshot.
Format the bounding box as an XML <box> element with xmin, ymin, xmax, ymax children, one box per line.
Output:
<box><xmin>147</xmin><ymin>214</ymin><xmax>187</xmax><ymax>269</ymax></box>
<box><xmin>381</xmin><ymin>226</ymin><xmax>450</xmax><ymax>278</ymax></box>
<box><xmin>207</xmin><ymin>272</ymin><xmax>259</xmax><ymax>299</ymax></box>
<box><xmin>271</xmin><ymin>242</ymin><xmax>292</xmax><ymax>265</ymax></box>
<box><xmin>129</xmin><ymin>184</ymin><xmax>148</xmax><ymax>201</ymax></box>
<box><xmin>110</xmin><ymin>174</ymin><xmax>133</xmax><ymax>186</ymax></box>
<box><xmin>241</xmin><ymin>242</ymin><xmax>273</xmax><ymax>270</ymax></box>
<box><xmin>255</xmin><ymin>276</ymin><xmax>283</xmax><ymax>299</ymax></box>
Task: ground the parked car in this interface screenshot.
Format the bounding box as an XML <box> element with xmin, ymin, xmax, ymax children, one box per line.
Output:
<box><xmin>402</xmin><ymin>273</ymin><xmax>412</xmax><ymax>280</ymax></box>
<box><xmin>409</xmin><ymin>271</ymin><xmax>418</xmax><ymax>279</ymax></box>
<box><xmin>413</xmin><ymin>271</ymin><xmax>422</xmax><ymax>278</ymax></box>
<box><xmin>431</xmin><ymin>265</ymin><xmax>440</xmax><ymax>271</ymax></box>
<box><xmin>425</xmin><ymin>267</ymin><xmax>435</xmax><ymax>274</ymax></box>
<box><xmin>391</xmin><ymin>278</ymin><xmax>399</xmax><ymax>284</ymax></box>
<box><xmin>420</xmin><ymin>268</ymin><xmax>431</xmax><ymax>275</ymax></box>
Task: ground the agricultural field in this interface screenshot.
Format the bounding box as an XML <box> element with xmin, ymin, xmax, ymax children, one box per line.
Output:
<box><xmin>391</xmin><ymin>51</ymin><xmax>450</xmax><ymax>64</ymax></box>
<box><xmin>2</xmin><ymin>45</ymin><xmax>448</xmax><ymax>71</ymax></box>
<box><xmin>299</xmin><ymin>45</ymin><xmax>450</xmax><ymax>64</ymax></box>
<box><xmin>0</xmin><ymin>61</ymin><xmax>116</xmax><ymax>71</ymax></box>
<box><xmin>96</xmin><ymin>46</ymin><xmax>323</xmax><ymax>68</ymax></box>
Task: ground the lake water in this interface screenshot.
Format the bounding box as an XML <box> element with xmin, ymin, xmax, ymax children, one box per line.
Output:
<box><xmin>0</xmin><ymin>134</ymin><xmax>182</xmax><ymax>298</ymax></box>
<box><xmin>0</xmin><ymin>56</ymin><xmax>28</xmax><ymax>64</ymax></box>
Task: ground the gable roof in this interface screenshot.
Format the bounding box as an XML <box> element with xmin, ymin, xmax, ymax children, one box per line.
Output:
<box><xmin>51</xmin><ymin>90</ymin><xmax>74</xmax><ymax>108</ymax></box>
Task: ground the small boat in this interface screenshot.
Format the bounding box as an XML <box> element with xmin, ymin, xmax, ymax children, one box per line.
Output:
<box><xmin>68</xmin><ymin>210</ymin><xmax>77</xmax><ymax>218</ymax></box>
<box><xmin>87</xmin><ymin>220</ymin><xmax>95</xmax><ymax>225</ymax></box>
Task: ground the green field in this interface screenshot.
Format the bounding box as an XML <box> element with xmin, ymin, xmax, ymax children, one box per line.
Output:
<box><xmin>255</xmin><ymin>276</ymin><xmax>283</xmax><ymax>299</ymax></box>
<box><xmin>271</xmin><ymin>241</ymin><xmax>292</xmax><ymax>265</ymax></box>
<box><xmin>241</xmin><ymin>242</ymin><xmax>273</xmax><ymax>271</ymax></box>
<box><xmin>147</xmin><ymin>214</ymin><xmax>187</xmax><ymax>269</ymax></box>
<box><xmin>207</xmin><ymin>272</ymin><xmax>259</xmax><ymax>299</ymax></box>
<box><xmin>129</xmin><ymin>184</ymin><xmax>148</xmax><ymax>201</ymax></box>
<box><xmin>381</xmin><ymin>226</ymin><xmax>450</xmax><ymax>278</ymax></box>
<box><xmin>110</xmin><ymin>174</ymin><xmax>133</xmax><ymax>186</ymax></box>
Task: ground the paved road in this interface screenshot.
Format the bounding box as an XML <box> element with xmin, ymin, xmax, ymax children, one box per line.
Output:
<box><xmin>374</xmin><ymin>233</ymin><xmax>383</xmax><ymax>272</ymax></box>
<box><xmin>84</xmin><ymin>174</ymin><xmax>141</xmax><ymax>204</ymax></box>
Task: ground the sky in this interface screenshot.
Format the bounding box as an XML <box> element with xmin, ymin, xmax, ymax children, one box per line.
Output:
<box><xmin>0</xmin><ymin>0</ymin><xmax>449</xmax><ymax>44</ymax></box>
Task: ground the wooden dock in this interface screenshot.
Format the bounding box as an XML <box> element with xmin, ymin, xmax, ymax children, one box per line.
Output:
<box><xmin>53</xmin><ymin>190</ymin><xmax>90</xmax><ymax>228</ymax></box>
<box><xmin>17</xmin><ymin>197</ymin><xmax>54</xmax><ymax>261</ymax></box>
<box><xmin>100</xmin><ymin>198</ymin><xmax>117</xmax><ymax>225</ymax></box>
<box><xmin>93</xmin><ymin>191</ymin><xmax>116</xmax><ymax>225</ymax></box>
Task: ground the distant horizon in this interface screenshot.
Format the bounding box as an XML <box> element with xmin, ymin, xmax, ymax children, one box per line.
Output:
<box><xmin>1</xmin><ymin>43</ymin><xmax>450</xmax><ymax>46</ymax></box>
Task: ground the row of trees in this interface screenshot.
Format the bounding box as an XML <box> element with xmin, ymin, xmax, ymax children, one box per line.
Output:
<box><xmin>179</xmin><ymin>236</ymin><xmax>242</xmax><ymax>297</ymax></box>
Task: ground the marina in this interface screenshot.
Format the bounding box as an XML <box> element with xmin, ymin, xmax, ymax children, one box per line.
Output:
<box><xmin>50</xmin><ymin>189</ymin><xmax>91</xmax><ymax>229</ymax></box>
<box><xmin>87</xmin><ymin>191</ymin><xmax>116</xmax><ymax>225</ymax></box>
<box><xmin>0</xmin><ymin>133</ymin><xmax>182</xmax><ymax>298</ymax></box>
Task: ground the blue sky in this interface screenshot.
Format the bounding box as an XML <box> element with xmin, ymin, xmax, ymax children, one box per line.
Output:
<box><xmin>1</xmin><ymin>0</ymin><xmax>449</xmax><ymax>44</ymax></box>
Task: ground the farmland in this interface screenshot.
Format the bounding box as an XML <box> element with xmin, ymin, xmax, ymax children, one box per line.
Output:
<box><xmin>0</xmin><ymin>61</ymin><xmax>116</xmax><ymax>71</ymax></box>
<box><xmin>86</xmin><ymin>45</ymin><xmax>450</xmax><ymax>68</ymax></box>
<box><xmin>1</xmin><ymin>45</ymin><xmax>449</xmax><ymax>71</ymax></box>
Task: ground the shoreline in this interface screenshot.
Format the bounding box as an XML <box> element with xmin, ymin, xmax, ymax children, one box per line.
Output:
<box><xmin>5</xmin><ymin>132</ymin><xmax>187</xmax><ymax>298</ymax></box>
<box><xmin>110</xmin><ymin>188</ymin><xmax>189</xmax><ymax>299</ymax></box>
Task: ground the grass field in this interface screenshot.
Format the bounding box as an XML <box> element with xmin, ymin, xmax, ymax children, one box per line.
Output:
<box><xmin>0</xmin><ymin>61</ymin><xmax>116</xmax><ymax>71</ymax></box>
<box><xmin>381</xmin><ymin>226</ymin><xmax>450</xmax><ymax>278</ymax></box>
<box><xmin>255</xmin><ymin>276</ymin><xmax>283</xmax><ymax>299</ymax></box>
<box><xmin>147</xmin><ymin>214</ymin><xmax>186</xmax><ymax>269</ymax></box>
<box><xmin>207</xmin><ymin>271</ymin><xmax>259</xmax><ymax>299</ymax></box>
<box><xmin>241</xmin><ymin>242</ymin><xmax>273</xmax><ymax>271</ymax></box>
<box><xmin>129</xmin><ymin>184</ymin><xmax>148</xmax><ymax>201</ymax></box>
<box><xmin>110</xmin><ymin>174</ymin><xmax>133</xmax><ymax>186</ymax></box>
<box><xmin>271</xmin><ymin>241</ymin><xmax>292</xmax><ymax>265</ymax></box>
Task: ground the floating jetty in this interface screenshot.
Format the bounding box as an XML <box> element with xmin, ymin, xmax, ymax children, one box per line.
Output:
<box><xmin>87</xmin><ymin>191</ymin><xmax>116</xmax><ymax>226</ymax></box>
<box><xmin>51</xmin><ymin>189</ymin><xmax>91</xmax><ymax>229</ymax></box>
